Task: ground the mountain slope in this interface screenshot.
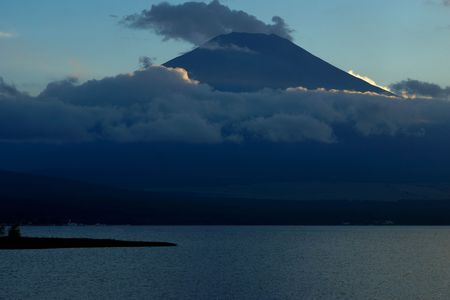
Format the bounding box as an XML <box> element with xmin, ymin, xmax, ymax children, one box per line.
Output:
<box><xmin>164</xmin><ymin>32</ymin><xmax>391</xmax><ymax>95</ymax></box>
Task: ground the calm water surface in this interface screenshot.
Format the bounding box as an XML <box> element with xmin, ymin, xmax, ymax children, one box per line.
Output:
<box><xmin>2</xmin><ymin>226</ymin><xmax>450</xmax><ymax>299</ymax></box>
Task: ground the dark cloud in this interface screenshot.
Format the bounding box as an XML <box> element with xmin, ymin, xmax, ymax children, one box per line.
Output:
<box><xmin>3</xmin><ymin>68</ymin><xmax>450</xmax><ymax>144</ymax></box>
<box><xmin>0</xmin><ymin>77</ymin><xmax>22</xmax><ymax>97</ymax></box>
<box><xmin>390</xmin><ymin>79</ymin><xmax>450</xmax><ymax>99</ymax></box>
<box><xmin>139</xmin><ymin>56</ymin><xmax>154</xmax><ymax>69</ymax></box>
<box><xmin>443</xmin><ymin>0</ymin><xmax>450</xmax><ymax>6</ymax></box>
<box><xmin>0</xmin><ymin>77</ymin><xmax>96</xmax><ymax>142</ymax></box>
<box><xmin>122</xmin><ymin>0</ymin><xmax>293</xmax><ymax>45</ymax></box>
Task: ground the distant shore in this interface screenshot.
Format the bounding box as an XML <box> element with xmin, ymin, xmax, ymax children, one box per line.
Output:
<box><xmin>0</xmin><ymin>237</ymin><xmax>176</xmax><ymax>250</ymax></box>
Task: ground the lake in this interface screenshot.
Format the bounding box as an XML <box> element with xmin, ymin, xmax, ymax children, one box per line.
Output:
<box><xmin>2</xmin><ymin>226</ymin><xmax>450</xmax><ymax>299</ymax></box>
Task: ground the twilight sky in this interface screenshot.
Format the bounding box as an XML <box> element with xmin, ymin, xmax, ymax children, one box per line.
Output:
<box><xmin>1</xmin><ymin>0</ymin><xmax>449</xmax><ymax>95</ymax></box>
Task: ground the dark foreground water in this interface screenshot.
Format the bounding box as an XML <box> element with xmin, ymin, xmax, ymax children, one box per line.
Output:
<box><xmin>2</xmin><ymin>226</ymin><xmax>450</xmax><ymax>299</ymax></box>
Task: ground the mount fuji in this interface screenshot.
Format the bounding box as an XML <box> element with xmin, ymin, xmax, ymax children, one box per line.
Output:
<box><xmin>164</xmin><ymin>32</ymin><xmax>392</xmax><ymax>95</ymax></box>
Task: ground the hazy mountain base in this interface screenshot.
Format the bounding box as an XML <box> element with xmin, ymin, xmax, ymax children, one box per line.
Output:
<box><xmin>2</xmin><ymin>170</ymin><xmax>450</xmax><ymax>225</ymax></box>
<box><xmin>146</xmin><ymin>182</ymin><xmax>450</xmax><ymax>202</ymax></box>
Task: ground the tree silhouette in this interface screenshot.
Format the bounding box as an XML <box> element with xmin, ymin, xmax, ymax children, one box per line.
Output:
<box><xmin>8</xmin><ymin>224</ymin><xmax>21</xmax><ymax>239</ymax></box>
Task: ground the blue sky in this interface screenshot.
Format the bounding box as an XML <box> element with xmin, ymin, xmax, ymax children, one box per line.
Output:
<box><xmin>1</xmin><ymin>0</ymin><xmax>449</xmax><ymax>94</ymax></box>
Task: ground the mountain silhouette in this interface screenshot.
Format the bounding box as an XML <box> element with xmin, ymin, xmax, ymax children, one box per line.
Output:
<box><xmin>4</xmin><ymin>169</ymin><xmax>450</xmax><ymax>225</ymax></box>
<box><xmin>164</xmin><ymin>32</ymin><xmax>392</xmax><ymax>95</ymax></box>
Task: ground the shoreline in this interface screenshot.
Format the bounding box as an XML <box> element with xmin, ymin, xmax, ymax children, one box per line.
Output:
<box><xmin>0</xmin><ymin>237</ymin><xmax>176</xmax><ymax>250</ymax></box>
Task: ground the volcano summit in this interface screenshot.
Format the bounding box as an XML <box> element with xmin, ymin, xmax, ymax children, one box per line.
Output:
<box><xmin>164</xmin><ymin>32</ymin><xmax>392</xmax><ymax>95</ymax></box>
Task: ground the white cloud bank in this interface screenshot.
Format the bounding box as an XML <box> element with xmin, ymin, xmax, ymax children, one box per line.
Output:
<box><xmin>348</xmin><ymin>70</ymin><xmax>392</xmax><ymax>93</ymax></box>
<box><xmin>1</xmin><ymin>66</ymin><xmax>450</xmax><ymax>144</ymax></box>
